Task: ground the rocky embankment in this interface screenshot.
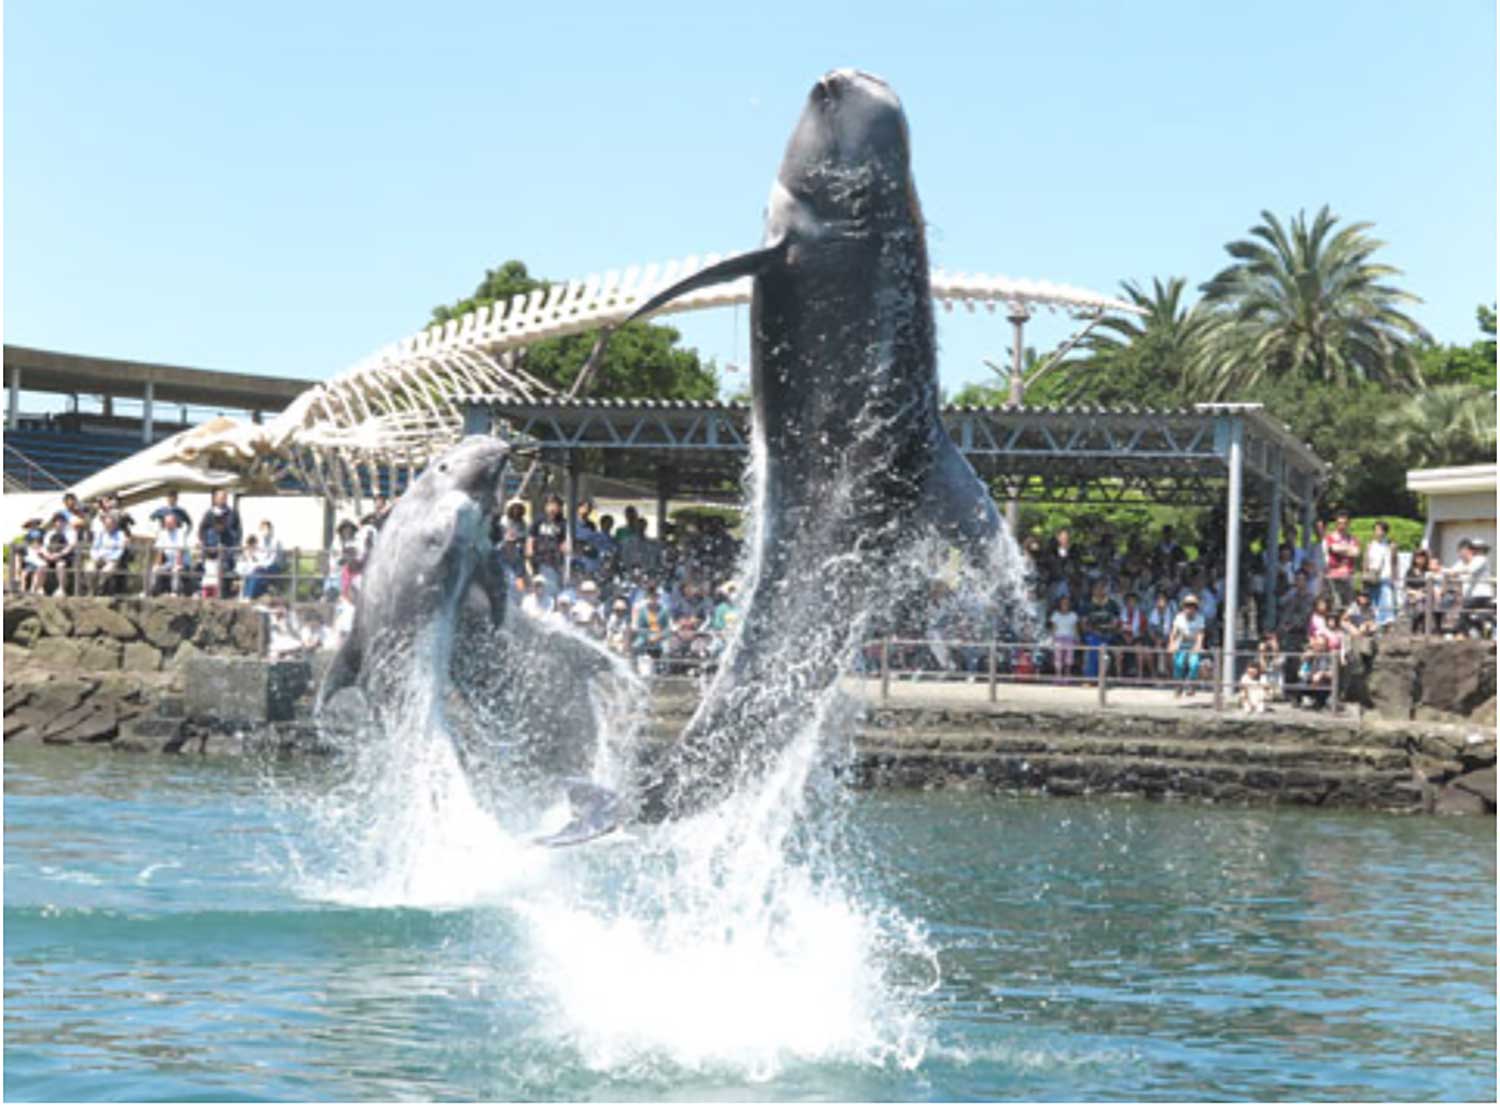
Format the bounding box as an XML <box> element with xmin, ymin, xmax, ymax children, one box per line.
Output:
<box><xmin>4</xmin><ymin>596</ymin><xmax>1496</xmax><ymax>815</ymax></box>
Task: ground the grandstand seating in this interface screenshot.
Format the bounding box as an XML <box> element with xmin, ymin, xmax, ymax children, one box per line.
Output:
<box><xmin>3</xmin><ymin>429</ymin><xmax>154</xmax><ymax>491</ymax></box>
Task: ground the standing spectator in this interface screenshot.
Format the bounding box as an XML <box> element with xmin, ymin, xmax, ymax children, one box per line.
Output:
<box><xmin>200</xmin><ymin>489</ymin><xmax>243</xmax><ymax>558</ymax></box>
<box><xmin>1157</xmin><ymin>524</ymin><xmax>1187</xmax><ymax>567</ymax></box>
<box><xmin>1307</xmin><ymin>596</ymin><xmax>1344</xmax><ymax>660</ymax></box>
<box><xmin>11</xmin><ymin>518</ymin><xmax>46</xmax><ymax>590</ymax></box>
<box><xmin>1145</xmin><ymin>588</ymin><xmax>1177</xmax><ymax>680</ymax></box>
<box><xmin>1047</xmin><ymin>595</ymin><xmax>1080</xmax><ymax>680</ymax></box>
<box><xmin>1168</xmin><ymin>593</ymin><xmax>1206</xmax><ymax>696</ymax></box>
<box><xmin>150</xmin><ymin>490</ymin><xmax>192</xmax><ymax>534</ymax></box>
<box><xmin>1297</xmin><ymin>635</ymin><xmax>1336</xmax><ymax>709</ymax></box>
<box><xmin>1048</xmin><ymin>527</ymin><xmax>1075</xmax><ymax>583</ymax></box>
<box><xmin>1403</xmin><ymin>549</ymin><xmax>1440</xmax><ymax>633</ymax></box>
<box><xmin>495</xmin><ymin>502</ymin><xmax>529</xmax><ymax>581</ymax></box>
<box><xmin>147</xmin><ymin>511</ymin><xmax>191</xmax><ymax>597</ymax></box>
<box><xmin>1321</xmin><ymin>511</ymin><xmax>1360</xmax><ymax>609</ymax></box>
<box><xmin>87</xmin><ymin>512</ymin><xmax>129</xmax><ymax>596</ymax></box>
<box><xmin>1361</xmin><ymin>520</ymin><xmax>1399</xmax><ymax>628</ymax></box>
<box><xmin>527</xmin><ymin>495</ymin><xmax>568</xmax><ymax>592</ymax></box>
<box><xmin>1081</xmin><ymin>578</ymin><xmax>1121</xmax><ymax>679</ymax></box>
<box><xmin>242</xmin><ymin>520</ymin><xmax>284</xmax><ymax>601</ymax></box>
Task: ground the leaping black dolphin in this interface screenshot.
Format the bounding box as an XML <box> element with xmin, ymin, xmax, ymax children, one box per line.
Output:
<box><xmin>602</xmin><ymin>69</ymin><xmax>1005</xmax><ymax>822</ymax></box>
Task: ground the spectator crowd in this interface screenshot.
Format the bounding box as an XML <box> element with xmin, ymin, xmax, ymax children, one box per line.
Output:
<box><xmin>8</xmin><ymin>488</ymin><xmax>1495</xmax><ymax>703</ymax></box>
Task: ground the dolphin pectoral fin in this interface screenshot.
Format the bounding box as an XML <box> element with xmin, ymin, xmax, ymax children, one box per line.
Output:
<box><xmin>921</xmin><ymin>438</ymin><xmax>1002</xmax><ymax>548</ymax></box>
<box><xmin>532</xmin><ymin>778</ymin><xmax>624</xmax><ymax>848</ymax></box>
<box><xmin>315</xmin><ymin>634</ymin><xmax>363</xmax><ymax>716</ymax></box>
<box><xmin>622</xmin><ymin>241</ymin><xmax>787</xmax><ymax>325</ymax></box>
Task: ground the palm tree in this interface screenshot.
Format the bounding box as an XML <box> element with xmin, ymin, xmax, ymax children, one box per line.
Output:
<box><xmin>1196</xmin><ymin>206</ymin><xmax>1429</xmax><ymax>397</ymax></box>
<box><xmin>1038</xmin><ymin>277</ymin><xmax>1222</xmax><ymax>408</ymax></box>
<box><xmin>1375</xmin><ymin>384</ymin><xmax>1496</xmax><ymax>468</ymax></box>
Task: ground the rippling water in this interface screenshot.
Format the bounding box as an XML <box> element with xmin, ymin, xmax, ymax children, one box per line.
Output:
<box><xmin>4</xmin><ymin>744</ymin><xmax>1494</xmax><ymax>1101</ymax></box>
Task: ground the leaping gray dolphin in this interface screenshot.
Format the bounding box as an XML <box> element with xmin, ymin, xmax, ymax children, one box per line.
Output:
<box><xmin>600</xmin><ymin>69</ymin><xmax>1005</xmax><ymax>822</ymax></box>
<box><xmin>315</xmin><ymin>434</ymin><xmax>626</xmax><ymax>846</ymax></box>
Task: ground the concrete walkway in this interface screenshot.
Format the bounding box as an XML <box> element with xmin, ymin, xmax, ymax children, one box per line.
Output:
<box><xmin>843</xmin><ymin>673</ymin><xmax>1356</xmax><ymax>725</ymax></box>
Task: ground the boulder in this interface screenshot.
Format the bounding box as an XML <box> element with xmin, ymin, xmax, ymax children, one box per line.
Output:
<box><xmin>78</xmin><ymin>637</ymin><xmax>124</xmax><ymax>671</ymax></box>
<box><xmin>182</xmin><ymin>656</ymin><xmax>311</xmax><ymax>724</ymax></box>
<box><xmin>1365</xmin><ymin>636</ymin><xmax>1419</xmax><ymax>720</ymax></box>
<box><xmin>9</xmin><ymin>616</ymin><xmax>43</xmax><ymax>649</ymax></box>
<box><xmin>140</xmin><ymin>605</ymin><xmax>196</xmax><ymax>651</ymax></box>
<box><xmin>29</xmin><ymin>638</ymin><xmax>84</xmax><ymax>670</ymax></box>
<box><xmin>122</xmin><ymin>641</ymin><xmax>164</xmax><ymax>672</ymax></box>
<box><xmin>72</xmin><ymin>602</ymin><xmax>139</xmax><ymax>640</ymax></box>
<box><xmin>41</xmin><ymin>700</ymin><xmax>118</xmax><ymax>744</ymax></box>
<box><xmin>32</xmin><ymin>598</ymin><xmax>73</xmax><ymax>638</ymax></box>
<box><xmin>4</xmin><ymin>644</ymin><xmax>32</xmax><ymax>673</ymax></box>
<box><xmin>1434</xmin><ymin>784</ymin><xmax>1490</xmax><ymax>816</ymax></box>
<box><xmin>1449</xmin><ymin>765</ymin><xmax>1497</xmax><ymax>810</ymax></box>
<box><xmin>1420</xmin><ymin>639</ymin><xmax>1497</xmax><ymax>719</ymax></box>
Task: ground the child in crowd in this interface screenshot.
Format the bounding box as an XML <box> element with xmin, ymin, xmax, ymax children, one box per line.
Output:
<box><xmin>1048</xmin><ymin>595</ymin><xmax>1079</xmax><ymax>679</ymax></box>
<box><xmin>1238</xmin><ymin>661</ymin><xmax>1270</xmax><ymax>714</ymax></box>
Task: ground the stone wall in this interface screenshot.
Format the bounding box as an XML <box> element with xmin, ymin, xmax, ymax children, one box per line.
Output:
<box><xmin>1362</xmin><ymin>634</ymin><xmax>1496</xmax><ymax>725</ymax></box>
<box><xmin>4</xmin><ymin>596</ymin><xmax>265</xmax><ymax>747</ymax></box>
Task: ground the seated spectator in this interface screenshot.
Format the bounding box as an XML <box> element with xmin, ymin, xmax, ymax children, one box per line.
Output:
<box><xmin>1452</xmin><ymin>538</ymin><xmax>1496</xmax><ymax>637</ymax></box>
<box><xmin>571</xmin><ymin>579</ymin><xmax>606</xmax><ymax>638</ymax></box>
<box><xmin>520</xmin><ymin>575</ymin><xmax>554</xmax><ymax>618</ymax></box>
<box><xmin>242</xmin><ymin>520</ymin><xmax>284</xmax><ymax>600</ymax></box>
<box><xmin>1298</xmin><ymin>634</ymin><xmax>1336</xmax><ymax>709</ymax></box>
<box><xmin>1257</xmin><ymin>632</ymin><xmax>1285</xmax><ymax>700</ymax></box>
<box><xmin>299</xmin><ymin>610</ymin><xmax>328</xmax><ymax>652</ymax></box>
<box><xmin>632</xmin><ymin>594</ymin><xmax>671</xmax><ymax>664</ymax></box>
<box><xmin>1238</xmin><ymin>661</ymin><xmax>1270</xmax><ymax>714</ymax></box>
<box><xmin>1168</xmin><ymin>593</ymin><xmax>1206</xmax><ymax>696</ymax></box>
<box><xmin>86</xmin><ymin>511</ymin><xmax>129</xmax><ymax>596</ymax></box>
<box><xmin>147</xmin><ymin>511</ymin><xmax>192</xmax><ymax>597</ymax></box>
<box><xmin>1118</xmin><ymin>590</ymin><xmax>1147</xmax><ymax>678</ymax></box>
<box><xmin>40</xmin><ymin>512</ymin><xmax>79</xmax><ymax>596</ymax></box>
<box><xmin>1342</xmin><ymin>589</ymin><xmax>1378</xmax><ymax>639</ymax></box>
<box><xmin>605</xmin><ymin>597</ymin><xmax>632</xmax><ymax>655</ymax></box>
<box><xmin>262</xmin><ymin>599</ymin><xmax>303</xmax><ymax>661</ymax></box>
<box><xmin>22</xmin><ymin>530</ymin><xmax>49</xmax><ymax>594</ymax></box>
<box><xmin>665</xmin><ymin>612</ymin><xmax>710</xmax><ymax>673</ymax></box>
<box><xmin>1307</xmin><ymin>596</ymin><xmax>1343</xmax><ymax>656</ymax></box>
<box><xmin>10</xmin><ymin>518</ymin><xmax>46</xmax><ymax>588</ymax></box>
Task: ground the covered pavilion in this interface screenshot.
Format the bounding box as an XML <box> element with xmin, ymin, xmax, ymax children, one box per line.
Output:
<box><xmin>459</xmin><ymin>395</ymin><xmax>1330</xmax><ymax>682</ymax></box>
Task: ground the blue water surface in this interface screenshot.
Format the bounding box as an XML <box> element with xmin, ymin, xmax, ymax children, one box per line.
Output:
<box><xmin>4</xmin><ymin>744</ymin><xmax>1494</xmax><ymax>1101</ymax></box>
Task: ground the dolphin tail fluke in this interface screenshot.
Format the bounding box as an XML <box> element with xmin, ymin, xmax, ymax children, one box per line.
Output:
<box><xmin>532</xmin><ymin>778</ymin><xmax>625</xmax><ymax>848</ymax></box>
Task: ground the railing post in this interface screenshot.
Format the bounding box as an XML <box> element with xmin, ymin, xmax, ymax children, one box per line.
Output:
<box><xmin>1096</xmin><ymin>649</ymin><xmax>1108</xmax><ymax>707</ymax></box>
<box><xmin>290</xmin><ymin>547</ymin><xmax>300</xmax><ymax>602</ymax></box>
<box><xmin>988</xmin><ymin>639</ymin><xmax>998</xmax><ymax>703</ymax></box>
<box><xmin>1212</xmin><ymin>651</ymin><xmax>1224</xmax><ymax>713</ymax></box>
<box><xmin>880</xmin><ymin>637</ymin><xmax>891</xmax><ymax>702</ymax></box>
<box><xmin>1331</xmin><ymin>651</ymin><xmax>1341</xmax><ymax>715</ymax></box>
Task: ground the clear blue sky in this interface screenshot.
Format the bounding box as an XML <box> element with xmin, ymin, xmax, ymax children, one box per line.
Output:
<box><xmin>5</xmin><ymin>1</ymin><xmax>1495</xmax><ymax>402</ymax></box>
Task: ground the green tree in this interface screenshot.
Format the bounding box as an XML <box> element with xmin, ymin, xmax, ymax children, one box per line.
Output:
<box><xmin>1034</xmin><ymin>277</ymin><xmax>1219</xmax><ymax>408</ymax></box>
<box><xmin>1375</xmin><ymin>384</ymin><xmax>1497</xmax><ymax>470</ymax></box>
<box><xmin>1417</xmin><ymin>303</ymin><xmax>1497</xmax><ymax>391</ymax></box>
<box><xmin>1198</xmin><ymin>206</ymin><xmax>1429</xmax><ymax>397</ymax></box>
<box><xmin>429</xmin><ymin>259</ymin><xmax>719</xmax><ymax>400</ymax></box>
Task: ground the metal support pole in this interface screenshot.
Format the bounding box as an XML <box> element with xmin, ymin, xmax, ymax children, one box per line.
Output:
<box><xmin>564</xmin><ymin>452</ymin><xmax>578</xmax><ymax>586</ymax></box>
<box><xmin>988</xmin><ymin>639</ymin><xmax>999</xmax><ymax>703</ymax></box>
<box><xmin>1004</xmin><ymin>304</ymin><xmax>1029</xmax><ymax>534</ymax></box>
<box><xmin>1221</xmin><ymin>418</ymin><xmax>1244</xmax><ymax>699</ymax></box>
<box><xmin>142</xmin><ymin>379</ymin><xmax>154</xmax><ymax>444</ymax></box>
<box><xmin>7</xmin><ymin>365</ymin><xmax>20</xmax><ymax>430</ymax></box>
<box><xmin>1264</xmin><ymin>455</ymin><xmax>1283</xmax><ymax>632</ymax></box>
<box><xmin>1097</xmin><ymin>654</ymin><xmax>1108</xmax><ymax>707</ymax></box>
<box><xmin>880</xmin><ymin>637</ymin><xmax>891</xmax><ymax>701</ymax></box>
<box><xmin>655</xmin><ymin>467</ymin><xmax>670</xmax><ymax>542</ymax></box>
<box><xmin>290</xmin><ymin>548</ymin><xmax>300</xmax><ymax>602</ymax></box>
<box><xmin>1331</xmin><ymin>652</ymin><xmax>1342</xmax><ymax>715</ymax></box>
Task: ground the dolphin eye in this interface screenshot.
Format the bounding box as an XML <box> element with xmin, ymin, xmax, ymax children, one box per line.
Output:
<box><xmin>438</xmin><ymin>462</ymin><xmax>449</xmax><ymax>473</ymax></box>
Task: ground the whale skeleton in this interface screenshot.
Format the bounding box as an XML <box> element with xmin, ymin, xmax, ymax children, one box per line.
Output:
<box><xmin>69</xmin><ymin>259</ymin><xmax>1143</xmax><ymax>506</ymax></box>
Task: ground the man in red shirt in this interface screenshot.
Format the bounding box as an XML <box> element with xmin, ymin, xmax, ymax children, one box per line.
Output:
<box><xmin>1322</xmin><ymin>510</ymin><xmax>1360</xmax><ymax>609</ymax></box>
